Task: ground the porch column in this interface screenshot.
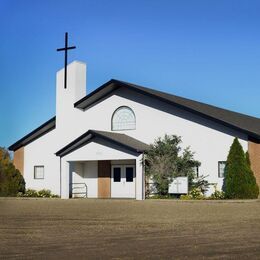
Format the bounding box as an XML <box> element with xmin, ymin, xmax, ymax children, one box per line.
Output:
<box><xmin>61</xmin><ymin>159</ymin><xmax>70</xmax><ymax>199</ymax></box>
<box><xmin>136</xmin><ymin>154</ymin><xmax>144</xmax><ymax>200</ymax></box>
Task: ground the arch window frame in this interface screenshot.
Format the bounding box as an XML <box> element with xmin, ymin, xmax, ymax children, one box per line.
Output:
<box><xmin>111</xmin><ymin>106</ymin><xmax>136</xmax><ymax>131</ymax></box>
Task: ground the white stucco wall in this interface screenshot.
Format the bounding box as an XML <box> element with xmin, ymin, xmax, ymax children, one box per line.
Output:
<box><xmin>24</xmin><ymin>128</ymin><xmax>60</xmax><ymax>195</ymax></box>
<box><xmin>71</xmin><ymin>161</ymin><xmax>98</xmax><ymax>198</ymax></box>
<box><xmin>21</xmin><ymin>61</ymin><xmax>249</xmax><ymax>197</ymax></box>
<box><xmin>66</xmin><ymin>85</ymin><xmax>248</xmax><ymax>193</ymax></box>
<box><xmin>63</xmin><ymin>139</ymin><xmax>139</xmax><ymax>162</ymax></box>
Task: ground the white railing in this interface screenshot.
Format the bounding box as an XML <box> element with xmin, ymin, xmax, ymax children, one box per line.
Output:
<box><xmin>71</xmin><ymin>183</ymin><xmax>87</xmax><ymax>198</ymax></box>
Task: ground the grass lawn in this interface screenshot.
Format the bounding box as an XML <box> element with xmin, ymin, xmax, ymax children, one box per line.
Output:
<box><xmin>0</xmin><ymin>198</ymin><xmax>260</xmax><ymax>259</ymax></box>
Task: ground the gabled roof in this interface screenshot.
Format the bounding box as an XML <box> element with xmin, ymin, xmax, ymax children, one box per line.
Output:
<box><xmin>55</xmin><ymin>129</ymin><xmax>149</xmax><ymax>157</ymax></box>
<box><xmin>75</xmin><ymin>79</ymin><xmax>260</xmax><ymax>140</ymax></box>
<box><xmin>9</xmin><ymin>79</ymin><xmax>260</xmax><ymax>152</ymax></box>
<box><xmin>9</xmin><ymin>117</ymin><xmax>56</xmax><ymax>151</ymax></box>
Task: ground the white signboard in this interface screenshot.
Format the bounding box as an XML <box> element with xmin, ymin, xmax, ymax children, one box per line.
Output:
<box><xmin>168</xmin><ymin>177</ymin><xmax>188</xmax><ymax>194</ymax></box>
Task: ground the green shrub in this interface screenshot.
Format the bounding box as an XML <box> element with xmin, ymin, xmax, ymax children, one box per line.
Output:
<box><xmin>223</xmin><ymin>138</ymin><xmax>259</xmax><ymax>199</ymax></box>
<box><xmin>210</xmin><ymin>190</ymin><xmax>225</xmax><ymax>200</ymax></box>
<box><xmin>191</xmin><ymin>175</ymin><xmax>210</xmax><ymax>195</ymax></box>
<box><xmin>179</xmin><ymin>188</ymin><xmax>205</xmax><ymax>200</ymax></box>
<box><xmin>21</xmin><ymin>189</ymin><xmax>59</xmax><ymax>198</ymax></box>
<box><xmin>189</xmin><ymin>188</ymin><xmax>205</xmax><ymax>199</ymax></box>
<box><xmin>180</xmin><ymin>194</ymin><xmax>192</xmax><ymax>200</ymax></box>
<box><xmin>17</xmin><ymin>192</ymin><xmax>24</xmax><ymax>197</ymax></box>
<box><xmin>38</xmin><ymin>189</ymin><xmax>52</xmax><ymax>197</ymax></box>
<box><xmin>209</xmin><ymin>184</ymin><xmax>225</xmax><ymax>200</ymax></box>
<box><xmin>0</xmin><ymin>147</ymin><xmax>25</xmax><ymax>197</ymax></box>
<box><xmin>22</xmin><ymin>189</ymin><xmax>39</xmax><ymax>197</ymax></box>
<box><xmin>148</xmin><ymin>194</ymin><xmax>179</xmax><ymax>199</ymax></box>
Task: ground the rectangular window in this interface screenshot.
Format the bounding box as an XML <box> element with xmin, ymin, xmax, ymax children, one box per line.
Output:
<box><xmin>113</xmin><ymin>167</ymin><xmax>121</xmax><ymax>182</ymax></box>
<box><xmin>126</xmin><ymin>167</ymin><xmax>134</xmax><ymax>182</ymax></box>
<box><xmin>194</xmin><ymin>166</ymin><xmax>199</xmax><ymax>178</ymax></box>
<box><xmin>218</xmin><ymin>161</ymin><xmax>226</xmax><ymax>178</ymax></box>
<box><xmin>34</xmin><ymin>166</ymin><xmax>44</xmax><ymax>179</ymax></box>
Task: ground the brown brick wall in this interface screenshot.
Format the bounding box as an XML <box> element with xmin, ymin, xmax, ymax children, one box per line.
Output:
<box><xmin>248</xmin><ymin>141</ymin><xmax>260</xmax><ymax>189</ymax></box>
<box><xmin>13</xmin><ymin>147</ymin><xmax>24</xmax><ymax>175</ymax></box>
<box><xmin>98</xmin><ymin>160</ymin><xmax>111</xmax><ymax>198</ymax></box>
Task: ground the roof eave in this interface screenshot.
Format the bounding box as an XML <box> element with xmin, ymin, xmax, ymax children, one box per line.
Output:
<box><xmin>56</xmin><ymin>130</ymin><xmax>148</xmax><ymax>158</ymax></box>
<box><xmin>74</xmin><ymin>79</ymin><xmax>118</xmax><ymax>110</ymax></box>
<box><xmin>9</xmin><ymin>116</ymin><xmax>56</xmax><ymax>151</ymax></box>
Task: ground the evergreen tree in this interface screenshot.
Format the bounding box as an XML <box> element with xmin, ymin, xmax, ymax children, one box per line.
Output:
<box><xmin>223</xmin><ymin>138</ymin><xmax>259</xmax><ymax>199</ymax></box>
<box><xmin>245</xmin><ymin>151</ymin><xmax>251</xmax><ymax>167</ymax></box>
<box><xmin>245</xmin><ymin>151</ymin><xmax>259</xmax><ymax>198</ymax></box>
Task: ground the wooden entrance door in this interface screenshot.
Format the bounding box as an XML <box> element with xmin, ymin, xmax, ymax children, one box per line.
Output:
<box><xmin>98</xmin><ymin>160</ymin><xmax>111</xmax><ymax>198</ymax></box>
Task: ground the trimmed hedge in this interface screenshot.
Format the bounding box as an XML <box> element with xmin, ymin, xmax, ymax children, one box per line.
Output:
<box><xmin>18</xmin><ymin>189</ymin><xmax>59</xmax><ymax>198</ymax></box>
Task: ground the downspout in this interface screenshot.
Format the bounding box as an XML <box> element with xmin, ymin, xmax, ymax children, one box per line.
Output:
<box><xmin>59</xmin><ymin>157</ymin><xmax>62</xmax><ymax>198</ymax></box>
<box><xmin>142</xmin><ymin>152</ymin><xmax>145</xmax><ymax>200</ymax></box>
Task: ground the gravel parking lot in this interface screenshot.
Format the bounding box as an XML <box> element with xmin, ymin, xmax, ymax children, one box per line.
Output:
<box><xmin>0</xmin><ymin>198</ymin><xmax>260</xmax><ymax>259</ymax></box>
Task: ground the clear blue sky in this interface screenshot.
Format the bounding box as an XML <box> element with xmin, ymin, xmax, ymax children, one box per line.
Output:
<box><xmin>1</xmin><ymin>0</ymin><xmax>260</xmax><ymax>148</ymax></box>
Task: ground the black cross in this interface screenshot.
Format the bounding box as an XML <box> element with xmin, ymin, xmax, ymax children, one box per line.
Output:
<box><xmin>57</xmin><ymin>32</ymin><xmax>76</xmax><ymax>89</ymax></box>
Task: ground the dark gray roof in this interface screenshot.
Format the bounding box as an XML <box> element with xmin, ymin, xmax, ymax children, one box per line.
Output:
<box><xmin>9</xmin><ymin>117</ymin><xmax>56</xmax><ymax>151</ymax></box>
<box><xmin>75</xmin><ymin>79</ymin><xmax>260</xmax><ymax>140</ymax></box>
<box><xmin>9</xmin><ymin>78</ymin><xmax>260</xmax><ymax>152</ymax></box>
<box><xmin>56</xmin><ymin>129</ymin><xmax>149</xmax><ymax>157</ymax></box>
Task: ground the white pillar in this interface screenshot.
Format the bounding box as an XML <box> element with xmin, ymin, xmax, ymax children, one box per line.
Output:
<box><xmin>136</xmin><ymin>154</ymin><xmax>144</xmax><ymax>200</ymax></box>
<box><xmin>61</xmin><ymin>159</ymin><xmax>70</xmax><ymax>199</ymax></box>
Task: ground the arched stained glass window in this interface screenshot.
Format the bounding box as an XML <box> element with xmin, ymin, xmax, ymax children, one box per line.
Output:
<box><xmin>112</xmin><ymin>106</ymin><xmax>136</xmax><ymax>131</ymax></box>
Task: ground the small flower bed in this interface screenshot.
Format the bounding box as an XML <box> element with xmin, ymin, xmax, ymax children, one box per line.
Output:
<box><xmin>147</xmin><ymin>194</ymin><xmax>179</xmax><ymax>199</ymax></box>
<box><xmin>180</xmin><ymin>187</ymin><xmax>226</xmax><ymax>200</ymax></box>
<box><xmin>180</xmin><ymin>188</ymin><xmax>205</xmax><ymax>200</ymax></box>
<box><xmin>209</xmin><ymin>190</ymin><xmax>225</xmax><ymax>200</ymax></box>
<box><xmin>17</xmin><ymin>189</ymin><xmax>59</xmax><ymax>198</ymax></box>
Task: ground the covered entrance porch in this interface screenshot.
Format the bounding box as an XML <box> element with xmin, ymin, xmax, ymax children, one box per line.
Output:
<box><xmin>68</xmin><ymin>159</ymin><xmax>136</xmax><ymax>199</ymax></box>
<box><xmin>56</xmin><ymin>130</ymin><xmax>149</xmax><ymax>200</ymax></box>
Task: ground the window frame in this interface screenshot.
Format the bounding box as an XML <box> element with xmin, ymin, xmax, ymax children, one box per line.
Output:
<box><xmin>34</xmin><ymin>165</ymin><xmax>44</xmax><ymax>180</ymax></box>
<box><xmin>218</xmin><ymin>161</ymin><xmax>226</xmax><ymax>178</ymax></box>
<box><xmin>111</xmin><ymin>106</ymin><xmax>136</xmax><ymax>131</ymax></box>
<box><xmin>194</xmin><ymin>166</ymin><xmax>199</xmax><ymax>178</ymax></box>
<box><xmin>125</xmin><ymin>166</ymin><xmax>134</xmax><ymax>182</ymax></box>
<box><xmin>113</xmin><ymin>167</ymin><xmax>121</xmax><ymax>182</ymax></box>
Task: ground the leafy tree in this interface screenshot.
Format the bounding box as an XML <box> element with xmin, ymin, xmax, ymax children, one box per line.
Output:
<box><xmin>0</xmin><ymin>147</ymin><xmax>11</xmax><ymax>166</ymax></box>
<box><xmin>144</xmin><ymin>135</ymin><xmax>200</xmax><ymax>195</ymax></box>
<box><xmin>0</xmin><ymin>147</ymin><xmax>25</xmax><ymax>196</ymax></box>
<box><xmin>223</xmin><ymin>138</ymin><xmax>259</xmax><ymax>199</ymax></box>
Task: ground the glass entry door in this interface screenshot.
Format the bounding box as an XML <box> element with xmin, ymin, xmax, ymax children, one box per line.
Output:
<box><xmin>111</xmin><ymin>165</ymin><xmax>135</xmax><ymax>198</ymax></box>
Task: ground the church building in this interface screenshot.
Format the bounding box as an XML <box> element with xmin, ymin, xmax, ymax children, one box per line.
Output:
<box><xmin>9</xmin><ymin>61</ymin><xmax>260</xmax><ymax>199</ymax></box>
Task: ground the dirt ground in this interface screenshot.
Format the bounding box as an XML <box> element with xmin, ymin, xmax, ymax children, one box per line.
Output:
<box><xmin>0</xmin><ymin>198</ymin><xmax>260</xmax><ymax>259</ymax></box>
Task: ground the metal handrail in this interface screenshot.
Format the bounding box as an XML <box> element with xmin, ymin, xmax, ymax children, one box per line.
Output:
<box><xmin>71</xmin><ymin>182</ymin><xmax>87</xmax><ymax>198</ymax></box>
